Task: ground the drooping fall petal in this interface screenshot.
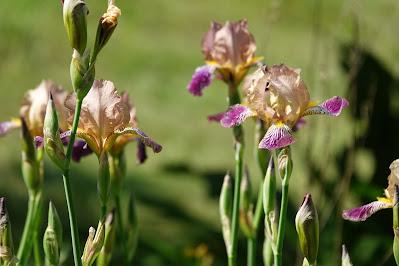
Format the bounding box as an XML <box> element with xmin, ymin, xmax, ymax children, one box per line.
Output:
<box><xmin>302</xmin><ymin>96</ymin><xmax>349</xmax><ymax>117</ymax></box>
<box><xmin>259</xmin><ymin>123</ymin><xmax>295</xmax><ymax>150</ymax></box>
<box><xmin>0</xmin><ymin>119</ymin><xmax>21</xmax><ymax>137</ymax></box>
<box><xmin>112</xmin><ymin>127</ymin><xmax>162</xmax><ymax>154</ymax></box>
<box><xmin>187</xmin><ymin>65</ymin><xmax>214</xmax><ymax>96</ymax></box>
<box><xmin>72</xmin><ymin>140</ymin><xmax>93</xmax><ymax>162</ymax></box>
<box><xmin>220</xmin><ymin>105</ymin><xmax>254</xmax><ymax>128</ymax></box>
<box><xmin>207</xmin><ymin>112</ymin><xmax>225</xmax><ymax>122</ymax></box>
<box><xmin>342</xmin><ymin>200</ymin><xmax>392</xmax><ymax>222</ymax></box>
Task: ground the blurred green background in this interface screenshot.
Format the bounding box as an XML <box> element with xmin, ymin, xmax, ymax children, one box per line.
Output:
<box><xmin>1</xmin><ymin>0</ymin><xmax>399</xmax><ymax>265</ymax></box>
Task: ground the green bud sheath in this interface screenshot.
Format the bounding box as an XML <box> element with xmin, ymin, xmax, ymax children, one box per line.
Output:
<box><xmin>82</xmin><ymin>220</ymin><xmax>105</xmax><ymax>266</ymax></box>
<box><xmin>43</xmin><ymin>202</ymin><xmax>63</xmax><ymax>266</ymax></box>
<box><xmin>44</xmin><ymin>95</ymin><xmax>67</xmax><ymax>171</ymax></box>
<box><xmin>0</xmin><ymin>197</ymin><xmax>15</xmax><ymax>264</ymax></box>
<box><xmin>109</xmin><ymin>152</ymin><xmax>126</xmax><ymax>196</ymax></box>
<box><xmin>219</xmin><ymin>172</ymin><xmax>233</xmax><ymax>255</ymax></box>
<box><xmin>21</xmin><ymin>118</ymin><xmax>42</xmax><ymax>193</ymax></box>
<box><xmin>98</xmin><ymin>152</ymin><xmax>110</xmax><ymax>214</ymax></box>
<box><xmin>97</xmin><ymin>211</ymin><xmax>116</xmax><ymax>266</ymax></box>
<box><xmin>393</xmin><ymin>185</ymin><xmax>399</xmax><ymax>265</ymax></box>
<box><xmin>70</xmin><ymin>49</ymin><xmax>95</xmax><ymax>100</ymax></box>
<box><xmin>63</xmin><ymin>0</ymin><xmax>88</xmax><ymax>54</ymax></box>
<box><xmin>239</xmin><ymin>167</ymin><xmax>254</xmax><ymax>238</ymax></box>
<box><xmin>278</xmin><ymin>147</ymin><xmax>293</xmax><ymax>180</ymax></box>
<box><xmin>295</xmin><ymin>194</ymin><xmax>319</xmax><ymax>265</ymax></box>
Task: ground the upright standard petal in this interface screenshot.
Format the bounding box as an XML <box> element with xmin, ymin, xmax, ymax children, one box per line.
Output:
<box><xmin>259</xmin><ymin>123</ymin><xmax>295</xmax><ymax>150</ymax></box>
<box><xmin>302</xmin><ymin>96</ymin><xmax>349</xmax><ymax>117</ymax></box>
<box><xmin>220</xmin><ymin>105</ymin><xmax>254</xmax><ymax>128</ymax></box>
<box><xmin>187</xmin><ymin>65</ymin><xmax>214</xmax><ymax>96</ymax></box>
<box><xmin>342</xmin><ymin>200</ymin><xmax>392</xmax><ymax>222</ymax></box>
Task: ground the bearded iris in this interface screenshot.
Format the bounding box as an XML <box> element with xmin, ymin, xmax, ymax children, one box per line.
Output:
<box><xmin>220</xmin><ymin>64</ymin><xmax>349</xmax><ymax>150</ymax></box>
<box><xmin>187</xmin><ymin>20</ymin><xmax>262</xmax><ymax>97</ymax></box>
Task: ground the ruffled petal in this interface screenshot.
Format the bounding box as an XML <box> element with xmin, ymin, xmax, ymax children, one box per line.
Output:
<box><xmin>187</xmin><ymin>65</ymin><xmax>215</xmax><ymax>96</ymax></box>
<box><xmin>259</xmin><ymin>123</ymin><xmax>295</xmax><ymax>150</ymax></box>
<box><xmin>342</xmin><ymin>200</ymin><xmax>392</xmax><ymax>222</ymax></box>
<box><xmin>220</xmin><ymin>105</ymin><xmax>254</xmax><ymax>128</ymax></box>
<box><xmin>0</xmin><ymin>119</ymin><xmax>21</xmax><ymax>137</ymax></box>
<box><xmin>303</xmin><ymin>96</ymin><xmax>349</xmax><ymax>117</ymax></box>
<box><xmin>207</xmin><ymin>112</ymin><xmax>225</xmax><ymax>122</ymax></box>
<box><xmin>112</xmin><ymin>127</ymin><xmax>162</xmax><ymax>153</ymax></box>
<box><xmin>72</xmin><ymin>140</ymin><xmax>93</xmax><ymax>162</ymax></box>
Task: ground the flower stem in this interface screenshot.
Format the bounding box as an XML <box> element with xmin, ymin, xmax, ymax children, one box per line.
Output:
<box><xmin>274</xmin><ymin>172</ymin><xmax>290</xmax><ymax>266</ymax></box>
<box><xmin>62</xmin><ymin>98</ymin><xmax>83</xmax><ymax>266</ymax></box>
<box><xmin>115</xmin><ymin>193</ymin><xmax>128</xmax><ymax>264</ymax></box>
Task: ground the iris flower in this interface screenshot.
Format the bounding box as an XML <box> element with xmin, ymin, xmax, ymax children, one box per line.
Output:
<box><xmin>65</xmin><ymin>79</ymin><xmax>162</xmax><ymax>157</ymax></box>
<box><xmin>187</xmin><ymin>20</ymin><xmax>262</xmax><ymax>96</ymax></box>
<box><xmin>220</xmin><ymin>64</ymin><xmax>349</xmax><ymax>150</ymax></box>
<box><xmin>343</xmin><ymin>159</ymin><xmax>399</xmax><ymax>222</ymax></box>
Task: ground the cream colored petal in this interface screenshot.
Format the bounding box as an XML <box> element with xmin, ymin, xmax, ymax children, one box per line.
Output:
<box><xmin>20</xmin><ymin>80</ymin><xmax>68</xmax><ymax>136</ymax></box>
<box><xmin>65</xmin><ymin>80</ymin><xmax>130</xmax><ymax>152</ymax></box>
<box><xmin>384</xmin><ymin>159</ymin><xmax>399</xmax><ymax>200</ymax></box>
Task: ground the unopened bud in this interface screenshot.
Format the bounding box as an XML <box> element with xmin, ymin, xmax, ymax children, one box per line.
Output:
<box><xmin>92</xmin><ymin>0</ymin><xmax>121</xmax><ymax>60</ymax></box>
<box><xmin>82</xmin><ymin>220</ymin><xmax>105</xmax><ymax>266</ymax></box>
<box><xmin>295</xmin><ymin>194</ymin><xmax>319</xmax><ymax>265</ymax></box>
<box><xmin>21</xmin><ymin>118</ymin><xmax>41</xmax><ymax>193</ymax></box>
<box><xmin>98</xmin><ymin>152</ymin><xmax>110</xmax><ymax>211</ymax></box>
<box><xmin>278</xmin><ymin>147</ymin><xmax>292</xmax><ymax>179</ymax></box>
<box><xmin>239</xmin><ymin>167</ymin><xmax>254</xmax><ymax>238</ymax></box>
<box><xmin>63</xmin><ymin>0</ymin><xmax>88</xmax><ymax>54</ymax></box>
<box><xmin>219</xmin><ymin>172</ymin><xmax>233</xmax><ymax>255</ymax></box>
<box><xmin>44</xmin><ymin>95</ymin><xmax>67</xmax><ymax>171</ymax></box>
<box><xmin>341</xmin><ymin>245</ymin><xmax>353</xmax><ymax>266</ymax></box>
<box><xmin>126</xmin><ymin>193</ymin><xmax>138</xmax><ymax>263</ymax></box>
<box><xmin>0</xmin><ymin>197</ymin><xmax>15</xmax><ymax>264</ymax></box>
<box><xmin>97</xmin><ymin>211</ymin><xmax>116</xmax><ymax>265</ymax></box>
<box><xmin>70</xmin><ymin>49</ymin><xmax>95</xmax><ymax>100</ymax></box>
<box><xmin>43</xmin><ymin>202</ymin><xmax>62</xmax><ymax>266</ymax></box>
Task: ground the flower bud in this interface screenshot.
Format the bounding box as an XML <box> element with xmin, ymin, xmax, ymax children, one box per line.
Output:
<box><xmin>44</xmin><ymin>95</ymin><xmax>67</xmax><ymax>171</ymax></box>
<box><xmin>278</xmin><ymin>147</ymin><xmax>293</xmax><ymax>180</ymax></box>
<box><xmin>92</xmin><ymin>0</ymin><xmax>121</xmax><ymax>60</ymax></box>
<box><xmin>126</xmin><ymin>193</ymin><xmax>139</xmax><ymax>263</ymax></box>
<box><xmin>63</xmin><ymin>0</ymin><xmax>88</xmax><ymax>54</ymax></box>
<box><xmin>98</xmin><ymin>152</ymin><xmax>110</xmax><ymax>211</ymax></box>
<box><xmin>96</xmin><ymin>210</ymin><xmax>116</xmax><ymax>266</ymax></box>
<box><xmin>21</xmin><ymin>118</ymin><xmax>42</xmax><ymax>193</ymax></box>
<box><xmin>70</xmin><ymin>49</ymin><xmax>95</xmax><ymax>100</ymax></box>
<box><xmin>219</xmin><ymin>172</ymin><xmax>233</xmax><ymax>255</ymax></box>
<box><xmin>341</xmin><ymin>245</ymin><xmax>353</xmax><ymax>266</ymax></box>
<box><xmin>43</xmin><ymin>202</ymin><xmax>63</xmax><ymax>266</ymax></box>
<box><xmin>295</xmin><ymin>194</ymin><xmax>319</xmax><ymax>265</ymax></box>
<box><xmin>239</xmin><ymin>167</ymin><xmax>254</xmax><ymax>238</ymax></box>
<box><xmin>81</xmin><ymin>220</ymin><xmax>105</xmax><ymax>266</ymax></box>
<box><xmin>0</xmin><ymin>197</ymin><xmax>16</xmax><ymax>264</ymax></box>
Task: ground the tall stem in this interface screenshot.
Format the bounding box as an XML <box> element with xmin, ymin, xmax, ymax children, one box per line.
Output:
<box><xmin>227</xmin><ymin>79</ymin><xmax>244</xmax><ymax>266</ymax></box>
<box><xmin>62</xmin><ymin>98</ymin><xmax>83</xmax><ymax>266</ymax></box>
<box><xmin>274</xmin><ymin>173</ymin><xmax>290</xmax><ymax>266</ymax></box>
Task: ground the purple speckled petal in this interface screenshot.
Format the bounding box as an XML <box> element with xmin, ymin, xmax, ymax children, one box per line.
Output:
<box><xmin>136</xmin><ymin>139</ymin><xmax>147</xmax><ymax>164</ymax></box>
<box><xmin>187</xmin><ymin>65</ymin><xmax>215</xmax><ymax>96</ymax></box>
<box><xmin>292</xmin><ymin>118</ymin><xmax>306</xmax><ymax>132</ymax></box>
<box><xmin>259</xmin><ymin>123</ymin><xmax>295</xmax><ymax>150</ymax></box>
<box><xmin>342</xmin><ymin>200</ymin><xmax>392</xmax><ymax>222</ymax></box>
<box><xmin>72</xmin><ymin>140</ymin><xmax>93</xmax><ymax>162</ymax></box>
<box><xmin>221</xmin><ymin>105</ymin><xmax>253</xmax><ymax>128</ymax></box>
<box><xmin>207</xmin><ymin>112</ymin><xmax>225</xmax><ymax>122</ymax></box>
<box><xmin>0</xmin><ymin>120</ymin><xmax>20</xmax><ymax>137</ymax></box>
<box><xmin>303</xmin><ymin>96</ymin><xmax>349</xmax><ymax>117</ymax></box>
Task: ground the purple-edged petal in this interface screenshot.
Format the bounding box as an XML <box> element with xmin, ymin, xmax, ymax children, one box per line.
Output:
<box><xmin>0</xmin><ymin>120</ymin><xmax>20</xmax><ymax>137</ymax></box>
<box><xmin>259</xmin><ymin>123</ymin><xmax>295</xmax><ymax>150</ymax></box>
<box><xmin>72</xmin><ymin>140</ymin><xmax>93</xmax><ymax>162</ymax></box>
<box><xmin>114</xmin><ymin>127</ymin><xmax>162</xmax><ymax>153</ymax></box>
<box><xmin>342</xmin><ymin>200</ymin><xmax>392</xmax><ymax>222</ymax></box>
<box><xmin>136</xmin><ymin>140</ymin><xmax>147</xmax><ymax>164</ymax></box>
<box><xmin>207</xmin><ymin>112</ymin><xmax>225</xmax><ymax>122</ymax></box>
<box><xmin>221</xmin><ymin>105</ymin><xmax>254</xmax><ymax>128</ymax></box>
<box><xmin>187</xmin><ymin>65</ymin><xmax>215</xmax><ymax>96</ymax></box>
<box><xmin>303</xmin><ymin>96</ymin><xmax>349</xmax><ymax>116</ymax></box>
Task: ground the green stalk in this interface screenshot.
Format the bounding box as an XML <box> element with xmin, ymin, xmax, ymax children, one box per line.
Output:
<box><xmin>227</xmin><ymin>80</ymin><xmax>244</xmax><ymax>266</ymax></box>
<box><xmin>263</xmin><ymin>158</ymin><xmax>276</xmax><ymax>266</ymax></box>
<box><xmin>274</xmin><ymin>170</ymin><xmax>290</xmax><ymax>266</ymax></box>
<box><xmin>17</xmin><ymin>193</ymin><xmax>42</xmax><ymax>265</ymax></box>
<box><xmin>62</xmin><ymin>98</ymin><xmax>83</xmax><ymax>266</ymax></box>
<box><xmin>247</xmin><ymin>184</ymin><xmax>264</xmax><ymax>266</ymax></box>
<box><xmin>114</xmin><ymin>194</ymin><xmax>128</xmax><ymax>264</ymax></box>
